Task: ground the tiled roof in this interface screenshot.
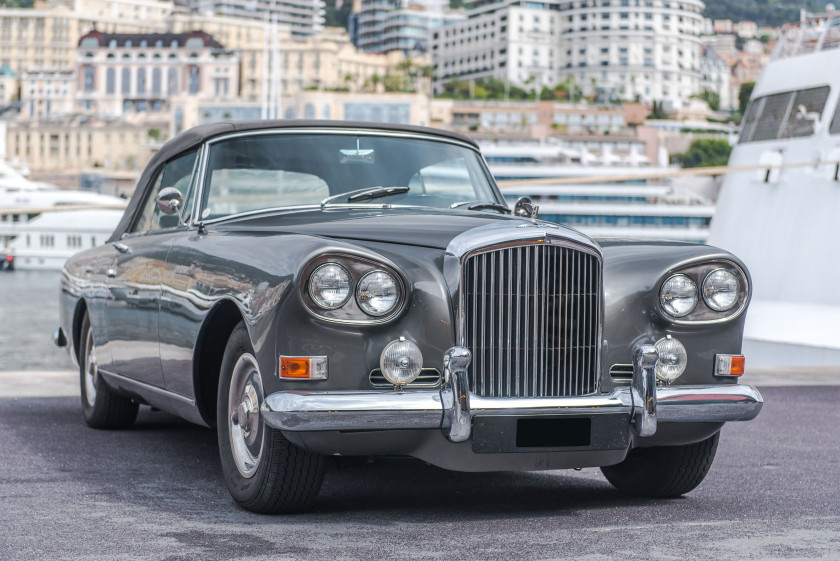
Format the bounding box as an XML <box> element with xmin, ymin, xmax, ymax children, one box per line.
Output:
<box><xmin>78</xmin><ymin>31</ymin><xmax>224</xmax><ymax>49</ymax></box>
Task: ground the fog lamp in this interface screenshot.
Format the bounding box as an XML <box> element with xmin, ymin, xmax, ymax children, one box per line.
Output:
<box><xmin>654</xmin><ymin>335</ymin><xmax>687</xmax><ymax>383</ymax></box>
<box><xmin>380</xmin><ymin>338</ymin><xmax>423</xmax><ymax>386</ymax></box>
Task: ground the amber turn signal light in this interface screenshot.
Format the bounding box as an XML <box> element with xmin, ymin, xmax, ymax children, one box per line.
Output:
<box><xmin>279</xmin><ymin>356</ymin><xmax>328</xmax><ymax>380</ymax></box>
<box><xmin>714</xmin><ymin>354</ymin><xmax>745</xmax><ymax>377</ymax></box>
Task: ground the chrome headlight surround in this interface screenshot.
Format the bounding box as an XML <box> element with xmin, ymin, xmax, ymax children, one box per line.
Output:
<box><xmin>656</xmin><ymin>259</ymin><xmax>750</xmax><ymax>323</ymax></box>
<box><xmin>300</xmin><ymin>253</ymin><xmax>407</xmax><ymax>324</ymax></box>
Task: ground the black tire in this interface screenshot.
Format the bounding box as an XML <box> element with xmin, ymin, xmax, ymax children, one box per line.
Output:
<box><xmin>79</xmin><ymin>312</ymin><xmax>139</xmax><ymax>429</ymax></box>
<box><xmin>601</xmin><ymin>432</ymin><xmax>720</xmax><ymax>498</ymax></box>
<box><xmin>217</xmin><ymin>322</ymin><xmax>325</xmax><ymax>514</ymax></box>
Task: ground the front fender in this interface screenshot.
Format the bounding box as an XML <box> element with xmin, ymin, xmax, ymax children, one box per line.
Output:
<box><xmin>599</xmin><ymin>240</ymin><xmax>750</xmax><ymax>391</ymax></box>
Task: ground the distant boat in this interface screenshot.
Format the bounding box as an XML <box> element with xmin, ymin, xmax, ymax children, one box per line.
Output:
<box><xmin>0</xmin><ymin>160</ymin><xmax>126</xmax><ymax>270</ymax></box>
<box><xmin>480</xmin><ymin>142</ymin><xmax>716</xmax><ymax>243</ymax></box>
<box><xmin>708</xmin><ymin>11</ymin><xmax>840</xmax><ymax>367</ymax></box>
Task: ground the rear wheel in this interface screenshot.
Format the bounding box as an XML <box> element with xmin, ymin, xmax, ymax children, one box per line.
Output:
<box><xmin>601</xmin><ymin>432</ymin><xmax>720</xmax><ymax>498</ymax></box>
<box><xmin>79</xmin><ymin>312</ymin><xmax>138</xmax><ymax>429</ymax></box>
<box><xmin>217</xmin><ymin>322</ymin><xmax>325</xmax><ymax>513</ymax></box>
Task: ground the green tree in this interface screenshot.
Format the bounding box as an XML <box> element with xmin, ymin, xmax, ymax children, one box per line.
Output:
<box><xmin>696</xmin><ymin>89</ymin><xmax>721</xmax><ymax>112</ymax></box>
<box><xmin>674</xmin><ymin>138</ymin><xmax>732</xmax><ymax>168</ymax></box>
<box><xmin>147</xmin><ymin>128</ymin><xmax>161</xmax><ymax>141</ymax></box>
<box><xmin>739</xmin><ymin>82</ymin><xmax>755</xmax><ymax>114</ymax></box>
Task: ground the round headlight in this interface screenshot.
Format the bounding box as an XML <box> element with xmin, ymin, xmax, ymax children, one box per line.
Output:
<box><xmin>660</xmin><ymin>274</ymin><xmax>698</xmax><ymax>318</ymax></box>
<box><xmin>380</xmin><ymin>338</ymin><xmax>423</xmax><ymax>385</ymax></box>
<box><xmin>654</xmin><ymin>336</ymin><xmax>687</xmax><ymax>383</ymax></box>
<box><xmin>308</xmin><ymin>263</ymin><xmax>351</xmax><ymax>310</ymax></box>
<box><xmin>356</xmin><ymin>270</ymin><xmax>400</xmax><ymax>317</ymax></box>
<box><xmin>702</xmin><ymin>269</ymin><xmax>740</xmax><ymax>312</ymax></box>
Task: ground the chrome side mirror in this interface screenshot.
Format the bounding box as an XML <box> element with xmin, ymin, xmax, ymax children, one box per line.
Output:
<box><xmin>156</xmin><ymin>187</ymin><xmax>184</xmax><ymax>216</ymax></box>
<box><xmin>514</xmin><ymin>196</ymin><xmax>538</xmax><ymax>219</ymax></box>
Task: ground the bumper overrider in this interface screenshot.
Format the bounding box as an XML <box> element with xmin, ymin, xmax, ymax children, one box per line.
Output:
<box><xmin>260</xmin><ymin>345</ymin><xmax>763</xmax><ymax>442</ymax></box>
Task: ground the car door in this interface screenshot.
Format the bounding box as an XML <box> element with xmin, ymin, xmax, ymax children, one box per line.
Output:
<box><xmin>105</xmin><ymin>150</ymin><xmax>199</xmax><ymax>388</ymax></box>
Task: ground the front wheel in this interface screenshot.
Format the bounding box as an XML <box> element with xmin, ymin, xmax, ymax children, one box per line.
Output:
<box><xmin>79</xmin><ymin>312</ymin><xmax>138</xmax><ymax>429</ymax></box>
<box><xmin>601</xmin><ymin>432</ymin><xmax>720</xmax><ymax>498</ymax></box>
<box><xmin>217</xmin><ymin>322</ymin><xmax>325</xmax><ymax>513</ymax></box>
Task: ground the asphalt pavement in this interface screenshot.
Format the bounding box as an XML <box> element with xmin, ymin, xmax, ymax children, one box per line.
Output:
<box><xmin>1</xmin><ymin>378</ymin><xmax>839</xmax><ymax>560</ymax></box>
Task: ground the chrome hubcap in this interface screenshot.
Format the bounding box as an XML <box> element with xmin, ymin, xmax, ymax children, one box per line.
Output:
<box><xmin>84</xmin><ymin>329</ymin><xmax>98</xmax><ymax>407</ymax></box>
<box><xmin>228</xmin><ymin>353</ymin><xmax>264</xmax><ymax>478</ymax></box>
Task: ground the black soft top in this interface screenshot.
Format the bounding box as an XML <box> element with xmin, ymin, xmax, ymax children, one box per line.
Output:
<box><xmin>109</xmin><ymin>120</ymin><xmax>479</xmax><ymax>242</ymax></box>
<box><xmin>154</xmin><ymin>120</ymin><xmax>477</xmax><ymax>166</ymax></box>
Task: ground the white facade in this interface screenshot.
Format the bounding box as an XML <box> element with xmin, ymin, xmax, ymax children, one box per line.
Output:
<box><xmin>75</xmin><ymin>31</ymin><xmax>240</xmax><ymax>119</ymax></box>
<box><xmin>187</xmin><ymin>0</ymin><xmax>325</xmax><ymax>37</ymax></box>
<box><xmin>432</xmin><ymin>0</ymin><xmax>564</xmax><ymax>90</ymax></box>
<box><xmin>555</xmin><ymin>0</ymin><xmax>705</xmax><ymax>105</ymax></box>
<box><xmin>355</xmin><ymin>0</ymin><xmax>463</xmax><ymax>54</ymax></box>
<box><xmin>20</xmin><ymin>68</ymin><xmax>75</xmax><ymax>120</ymax></box>
<box><xmin>699</xmin><ymin>45</ymin><xmax>731</xmax><ymax>110</ymax></box>
<box><xmin>432</xmin><ymin>0</ymin><xmax>707</xmax><ymax>106</ymax></box>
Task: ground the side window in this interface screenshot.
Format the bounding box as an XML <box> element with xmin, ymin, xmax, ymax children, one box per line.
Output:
<box><xmin>131</xmin><ymin>150</ymin><xmax>198</xmax><ymax>233</ymax></box>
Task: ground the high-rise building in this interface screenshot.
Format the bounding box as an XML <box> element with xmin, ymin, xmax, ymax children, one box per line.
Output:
<box><xmin>353</xmin><ymin>0</ymin><xmax>463</xmax><ymax>54</ymax></box>
<box><xmin>186</xmin><ymin>0</ymin><xmax>326</xmax><ymax>37</ymax></box>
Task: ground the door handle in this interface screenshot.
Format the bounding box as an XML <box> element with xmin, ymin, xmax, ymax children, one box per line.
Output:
<box><xmin>106</xmin><ymin>268</ymin><xmax>117</xmax><ymax>278</ymax></box>
<box><xmin>112</xmin><ymin>242</ymin><xmax>130</xmax><ymax>254</ymax></box>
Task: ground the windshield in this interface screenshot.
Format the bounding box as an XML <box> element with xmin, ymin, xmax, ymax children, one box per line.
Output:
<box><xmin>198</xmin><ymin>132</ymin><xmax>502</xmax><ymax>220</ymax></box>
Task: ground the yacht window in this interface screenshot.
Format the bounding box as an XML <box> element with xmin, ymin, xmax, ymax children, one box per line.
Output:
<box><xmin>829</xmin><ymin>96</ymin><xmax>840</xmax><ymax>135</ymax></box>
<box><xmin>781</xmin><ymin>86</ymin><xmax>830</xmax><ymax>138</ymax></box>
<box><xmin>751</xmin><ymin>92</ymin><xmax>794</xmax><ymax>142</ymax></box>
<box><xmin>740</xmin><ymin>86</ymin><xmax>831</xmax><ymax>143</ymax></box>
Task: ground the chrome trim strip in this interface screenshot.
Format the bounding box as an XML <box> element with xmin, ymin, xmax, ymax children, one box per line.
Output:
<box><xmin>203</xmin><ymin>127</ymin><xmax>480</xmax><ymax>152</ymax></box>
<box><xmin>100</xmin><ymin>369</ymin><xmax>196</xmax><ymax>406</ymax></box>
<box><xmin>261</xmin><ymin>383</ymin><xmax>763</xmax><ymax>433</ymax></box>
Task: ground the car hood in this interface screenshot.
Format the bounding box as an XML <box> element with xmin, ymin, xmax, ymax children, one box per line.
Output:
<box><xmin>219</xmin><ymin>207</ymin><xmax>595</xmax><ymax>251</ymax></box>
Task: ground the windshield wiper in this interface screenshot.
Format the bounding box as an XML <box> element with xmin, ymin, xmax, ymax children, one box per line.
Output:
<box><xmin>320</xmin><ymin>186</ymin><xmax>409</xmax><ymax>210</ymax></box>
<box><xmin>450</xmin><ymin>201</ymin><xmax>511</xmax><ymax>214</ymax></box>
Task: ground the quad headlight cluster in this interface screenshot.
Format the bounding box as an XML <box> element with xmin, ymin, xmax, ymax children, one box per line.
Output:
<box><xmin>304</xmin><ymin>254</ymin><xmax>405</xmax><ymax>323</ymax></box>
<box><xmin>658</xmin><ymin>261</ymin><xmax>749</xmax><ymax>322</ymax></box>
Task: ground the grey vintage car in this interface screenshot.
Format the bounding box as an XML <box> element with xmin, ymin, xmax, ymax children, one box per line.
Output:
<box><xmin>56</xmin><ymin>121</ymin><xmax>763</xmax><ymax>513</ymax></box>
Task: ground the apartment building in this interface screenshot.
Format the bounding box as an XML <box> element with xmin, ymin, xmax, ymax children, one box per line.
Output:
<box><xmin>432</xmin><ymin>0</ymin><xmax>707</xmax><ymax>106</ymax></box>
<box><xmin>186</xmin><ymin>0</ymin><xmax>325</xmax><ymax>37</ymax></box>
<box><xmin>20</xmin><ymin>68</ymin><xmax>75</xmax><ymax>119</ymax></box>
<box><xmin>74</xmin><ymin>30</ymin><xmax>240</xmax><ymax>118</ymax></box>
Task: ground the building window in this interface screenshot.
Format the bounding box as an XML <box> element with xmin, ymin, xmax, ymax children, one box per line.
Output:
<box><xmin>122</xmin><ymin>67</ymin><xmax>131</xmax><ymax>94</ymax></box>
<box><xmin>152</xmin><ymin>68</ymin><xmax>161</xmax><ymax>95</ymax></box>
<box><xmin>106</xmin><ymin>67</ymin><xmax>115</xmax><ymax>94</ymax></box>
<box><xmin>188</xmin><ymin>66</ymin><xmax>199</xmax><ymax>94</ymax></box>
<box><xmin>137</xmin><ymin>68</ymin><xmax>146</xmax><ymax>94</ymax></box>
<box><xmin>168</xmin><ymin>68</ymin><xmax>178</xmax><ymax>94</ymax></box>
<box><xmin>83</xmin><ymin>66</ymin><xmax>94</xmax><ymax>92</ymax></box>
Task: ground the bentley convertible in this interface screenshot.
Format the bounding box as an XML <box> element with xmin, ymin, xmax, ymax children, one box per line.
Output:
<box><xmin>56</xmin><ymin>121</ymin><xmax>763</xmax><ymax>513</ymax></box>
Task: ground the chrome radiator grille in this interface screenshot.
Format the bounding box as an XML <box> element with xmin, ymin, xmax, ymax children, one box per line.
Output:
<box><xmin>462</xmin><ymin>243</ymin><xmax>601</xmax><ymax>398</ymax></box>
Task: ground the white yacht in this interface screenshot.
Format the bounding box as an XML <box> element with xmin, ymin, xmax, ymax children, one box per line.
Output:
<box><xmin>0</xmin><ymin>160</ymin><xmax>126</xmax><ymax>270</ymax></box>
<box><xmin>480</xmin><ymin>141</ymin><xmax>716</xmax><ymax>243</ymax></box>
<box><xmin>708</xmin><ymin>12</ymin><xmax>840</xmax><ymax>367</ymax></box>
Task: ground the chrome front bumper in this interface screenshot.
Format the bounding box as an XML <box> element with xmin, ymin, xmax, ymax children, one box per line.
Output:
<box><xmin>261</xmin><ymin>345</ymin><xmax>764</xmax><ymax>441</ymax></box>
